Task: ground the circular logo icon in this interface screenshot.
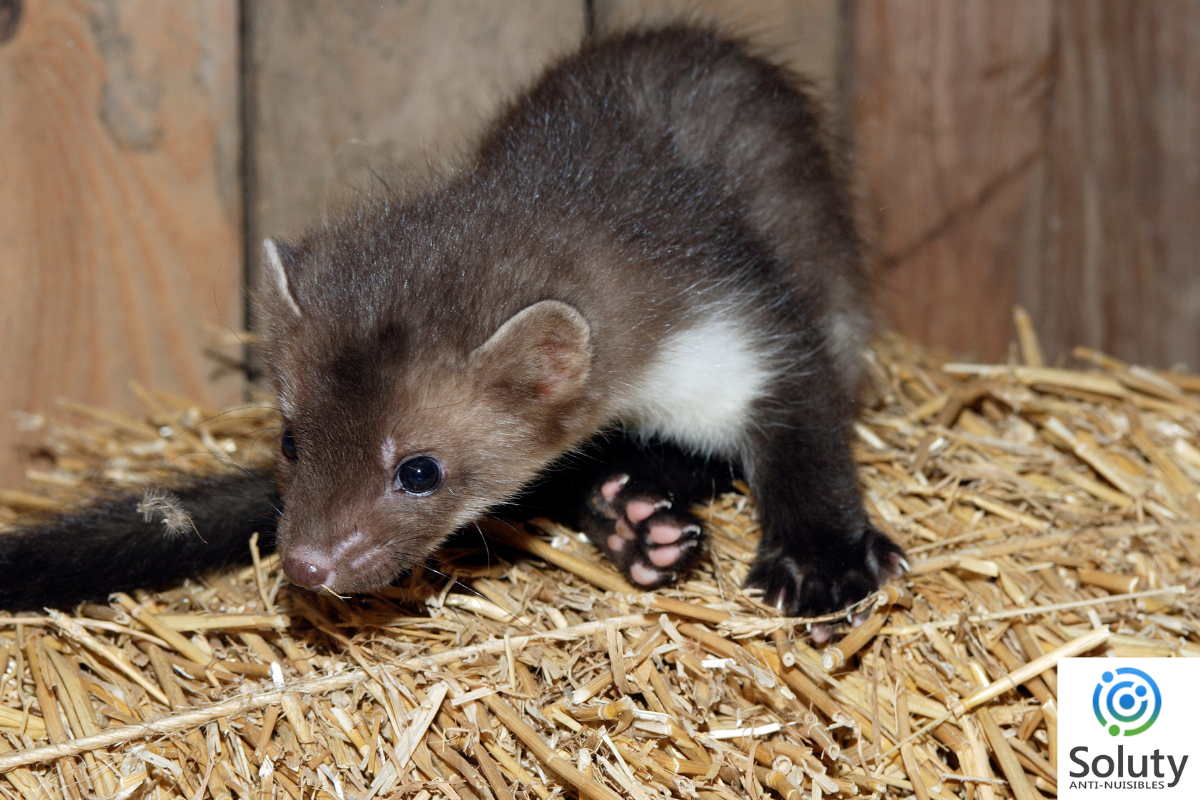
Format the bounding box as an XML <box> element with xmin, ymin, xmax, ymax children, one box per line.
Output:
<box><xmin>1093</xmin><ymin>667</ymin><xmax>1161</xmax><ymax>736</ymax></box>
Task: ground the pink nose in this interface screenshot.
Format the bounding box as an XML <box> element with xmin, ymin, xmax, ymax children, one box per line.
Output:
<box><xmin>283</xmin><ymin>556</ymin><xmax>332</xmax><ymax>589</ymax></box>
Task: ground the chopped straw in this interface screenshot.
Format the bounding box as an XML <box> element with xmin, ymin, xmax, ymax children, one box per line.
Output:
<box><xmin>2</xmin><ymin>322</ymin><xmax>1200</xmax><ymax>799</ymax></box>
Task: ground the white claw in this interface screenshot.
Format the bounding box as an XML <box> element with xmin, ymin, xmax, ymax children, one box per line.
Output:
<box><xmin>898</xmin><ymin>557</ymin><xmax>911</xmax><ymax>573</ymax></box>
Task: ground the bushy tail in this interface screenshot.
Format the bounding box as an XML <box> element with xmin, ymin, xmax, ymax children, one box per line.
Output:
<box><xmin>0</xmin><ymin>468</ymin><xmax>280</xmax><ymax>612</ymax></box>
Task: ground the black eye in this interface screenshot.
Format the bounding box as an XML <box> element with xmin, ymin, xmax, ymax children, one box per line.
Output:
<box><xmin>281</xmin><ymin>428</ymin><xmax>298</xmax><ymax>461</ymax></box>
<box><xmin>394</xmin><ymin>456</ymin><xmax>441</xmax><ymax>495</ymax></box>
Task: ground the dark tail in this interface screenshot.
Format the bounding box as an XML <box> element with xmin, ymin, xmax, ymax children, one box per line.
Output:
<box><xmin>0</xmin><ymin>468</ymin><xmax>280</xmax><ymax>612</ymax></box>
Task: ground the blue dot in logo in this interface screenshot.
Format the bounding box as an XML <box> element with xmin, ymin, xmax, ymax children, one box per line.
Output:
<box><xmin>1136</xmin><ymin>686</ymin><xmax>1146</xmax><ymax>697</ymax></box>
<box><xmin>1120</xmin><ymin>694</ymin><xmax>1135</xmax><ymax>710</ymax></box>
<box><xmin>1102</xmin><ymin>671</ymin><xmax>1114</xmax><ymax>682</ymax></box>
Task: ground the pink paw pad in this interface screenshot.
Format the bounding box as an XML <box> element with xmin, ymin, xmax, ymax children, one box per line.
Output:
<box><xmin>647</xmin><ymin>545</ymin><xmax>680</xmax><ymax>568</ymax></box>
<box><xmin>809</xmin><ymin>623</ymin><xmax>834</xmax><ymax>645</ymax></box>
<box><xmin>648</xmin><ymin>524</ymin><xmax>683</xmax><ymax>544</ymax></box>
<box><xmin>624</xmin><ymin>498</ymin><xmax>661</xmax><ymax>524</ymax></box>
<box><xmin>629</xmin><ymin>561</ymin><xmax>661</xmax><ymax>586</ymax></box>
<box><xmin>600</xmin><ymin>476</ymin><xmax>629</xmax><ymax>503</ymax></box>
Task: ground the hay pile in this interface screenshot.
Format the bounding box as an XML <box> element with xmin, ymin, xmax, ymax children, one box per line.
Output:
<box><xmin>2</xmin><ymin>323</ymin><xmax>1199</xmax><ymax>800</ymax></box>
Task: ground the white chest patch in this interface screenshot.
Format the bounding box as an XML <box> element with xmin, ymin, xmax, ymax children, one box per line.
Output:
<box><xmin>621</xmin><ymin>316</ymin><xmax>775</xmax><ymax>457</ymax></box>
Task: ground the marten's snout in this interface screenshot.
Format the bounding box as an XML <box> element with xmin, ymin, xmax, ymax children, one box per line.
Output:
<box><xmin>283</xmin><ymin>554</ymin><xmax>332</xmax><ymax>589</ymax></box>
<box><xmin>279</xmin><ymin>525</ymin><xmax>409</xmax><ymax>595</ymax></box>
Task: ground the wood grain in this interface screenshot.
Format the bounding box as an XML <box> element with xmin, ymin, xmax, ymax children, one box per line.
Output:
<box><xmin>851</xmin><ymin>0</ymin><xmax>1055</xmax><ymax>362</ymax></box>
<box><xmin>0</xmin><ymin>0</ymin><xmax>242</xmax><ymax>485</ymax></box>
<box><xmin>1027</xmin><ymin>0</ymin><xmax>1200</xmax><ymax>370</ymax></box>
<box><xmin>243</xmin><ymin>0</ymin><xmax>586</xmax><ymax>287</ymax></box>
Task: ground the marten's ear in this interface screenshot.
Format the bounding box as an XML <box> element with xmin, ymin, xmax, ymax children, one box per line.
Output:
<box><xmin>262</xmin><ymin>238</ymin><xmax>302</xmax><ymax>317</ymax></box>
<box><xmin>470</xmin><ymin>301</ymin><xmax>591</xmax><ymax>403</ymax></box>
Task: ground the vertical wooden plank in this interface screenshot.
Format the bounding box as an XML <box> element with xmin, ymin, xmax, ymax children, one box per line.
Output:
<box><xmin>1029</xmin><ymin>0</ymin><xmax>1200</xmax><ymax>369</ymax></box>
<box><xmin>850</xmin><ymin>0</ymin><xmax>1054</xmax><ymax>361</ymax></box>
<box><xmin>243</xmin><ymin>0</ymin><xmax>587</xmax><ymax>287</ymax></box>
<box><xmin>0</xmin><ymin>0</ymin><xmax>242</xmax><ymax>485</ymax></box>
<box><xmin>591</xmin><ymin>0</ymin><xmax>845</xmax><ymax>120</ymax></box>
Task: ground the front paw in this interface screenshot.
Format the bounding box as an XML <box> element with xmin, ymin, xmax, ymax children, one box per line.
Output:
<box><xmin>585</xmin><ymin>473</ymin><xmax>706</xmax><ymax>589</ymax></box>
<box><xmin>745</xmin><ymin>525</ymin><xmax>906</xmax><ymax>619</ymax></box>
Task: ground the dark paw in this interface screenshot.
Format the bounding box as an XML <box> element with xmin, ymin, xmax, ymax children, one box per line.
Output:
<box><xmin>745</xmin><ymin>525</ymin><xmax>906</xmax><ymax>621</ymax></box>
<box><xmin>586</xmin><ymin>473</ymin><xmax>706</xmax><ymax>588</ymax></box>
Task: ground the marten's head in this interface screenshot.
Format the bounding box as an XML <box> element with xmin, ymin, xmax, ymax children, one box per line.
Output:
<box><xmin>254</xmin><ymin>230</ymin><xmax>593</xmax><ymax>595</ymax></box>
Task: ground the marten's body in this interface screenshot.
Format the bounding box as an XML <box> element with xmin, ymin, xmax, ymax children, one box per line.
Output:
<box><xmin>0</xmin><ymin>28</ymin><xmax>903</xmax><ymax>616</ymax></box>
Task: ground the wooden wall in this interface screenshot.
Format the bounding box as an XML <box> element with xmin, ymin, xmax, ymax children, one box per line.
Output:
<box><xmin>854</xmin><ymin>0</ymin><xmax>1200</xmax><ymax>368</ymax></box>
<box><xmin>2</xmin><ymin>0</ymin><xmax>1198</xmax><ymax>485</ymax></box>
<box><xmin>242</xmin><ymin>0</ymin><xmax>586</xmax><ymax>287</ymax></box>
<box><xmin>0</xmin><ymin>0</ymin><xmax>243</xmax><ymax>486</ymax></box>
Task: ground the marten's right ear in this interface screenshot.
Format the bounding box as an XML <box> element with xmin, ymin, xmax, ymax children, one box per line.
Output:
<box><xmin>262</xmin><ymin>238</ymin><xmax>302</xmax><ymax>317</ymax></box>
<box><xmin>470</xmin><ymin>301</ymin><xmax>591</xmax><ymax>404</ymax></box>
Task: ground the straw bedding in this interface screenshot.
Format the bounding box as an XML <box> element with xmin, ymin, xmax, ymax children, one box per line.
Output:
<box><xmin>1</xmin><ymin>320</ymin><xmax>1199</xmax><ymax>800</ymax></box>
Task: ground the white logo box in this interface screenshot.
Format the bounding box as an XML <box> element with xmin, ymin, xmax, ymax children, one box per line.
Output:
<box><xmin>1059</xmin><ymin>658</ymin><xmax>1200</xmax><ymax>799</ymax></box>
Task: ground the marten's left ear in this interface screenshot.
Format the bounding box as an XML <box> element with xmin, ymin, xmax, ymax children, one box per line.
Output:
<box><xmin>262</xmin><ymin>238</ymin><xmax>303</xmax><ymax>317</ymax></box>
<box><xmin>470</xmin><ymin>301</ymin><xmax>591</xmax><ymax>403</ymax></box>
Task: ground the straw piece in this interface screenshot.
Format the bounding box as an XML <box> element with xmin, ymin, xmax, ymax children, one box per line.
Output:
<box><xmin>1013</xmin><ymin>306</ymin><xmax>1045</xmax><ymax>368</ymax></box>
<box><xmin>484</xmin><ymin>519</ymin><xmax>636</xmax><ymax>594</ymax></box>
<box><xmin>0</xmin><ymin>707</ymin><xmax>46</xmax><ymax>739</ymax></box>
<box><xmin>897</xmin><ymin>687</ymin><xmax>931</xmax><ymax>800</ymax></box>
<box><xmin>760</xmin><ymin>741</ymin><xmax>838</xmax><ymax>794</ymax></box>
<box><xmin>0</xmin><ymin>671</ymin><xmax>364</xmax><ymax>772</ymax></box>
<box><xmin>1076</xmin><ymin>568</ymin><xmax>1138</xmax><ymax>595</ymax></box>
<box><xmin>956</xmin><ymin>492</ymin><xmax>1048</xmax><ymax>532</ymax></box>
<box><xmin>444</xmin><ymin>593</ymin><xmax>530</xmax><ymax>624</ymax></box>
<box><xmin>884</xmin><ymin>587</ymin><xmax>1182</xmax><ymax>635</ymax></box>
<box><xmin>0</xmin><ymin>736</ymin><xmax>45</xmax><ymax>800</ymax></box>
<box><xmin>570</xmin><ymin>697</ymin><xmax>635</xmax><ymax>723</ymax></box>
<box><xmin>43</xmin><ymin>647</ymin><xmax>116</xmax><ymax>797</ymax></box>
<box><xmin>113</xmin><ymin>593</ymin><xmax>212</xmax><ymax>667</ymax></box>
<box><xmin>770</xmin><ymin>628</ymin><xmax>796</xmax><ymax>668</ymax></box>
<box><xmin>392</xmin><ymin>683</ymin><xmax>448</xmax><ymax>774</ymax></box>
<box><xmin>1008</xmin><ymin>737</ymin><xmax>1056</xmax><ymax>784</ymax></box>
<box><xmin>676</xmin><ymin>623</ymin><xmax>740</xmax><ymax>661</ymax></box>
<box><xmin>46</xmin><ymin>611</ymin><xmax>170</xmax><ymax>705</ymax></box>
<box><xmin>941</xmin><ymin>365</ymin><xmax>1128</xmax><ymax>398</ymax></box>
<box><xmin>23</xmin><ymin>641</ymin><xmax>66</xmax><ymax>747</ymax></box>
<box><xmin>753</xmin><ymin>766</ymin><xmax>803</xmax><ymax>800</ymax></box>
<box><xmin>484</xmin><ymin>740</ymin><xmax>551</xmax><ymax>800</ymax></box>
<box><xmin>822</xmin><ymin>611</ymin><xmax>886</xmax><ymax>671</ymax></box>
<box><xmin>775</xmin><ymin>662</ymin><xmax>844</xmax><ymax>724</ymax></box>
<box><xmin>1042</xmin><ymin>700</ymin><xmax>1059</xmax><ymax>769</ymax></box>
<box><xmin>642</xmin><ymin>595</ymin><xmax>732</xmax><ymax>625</ymax></box>
<box><xmin>571</xmin><ymin>626</ymin><xmax>664</xmax><ymax>704</ymax></box>
<box><xmin>481</xmin><ymin>694</ymin><xmax>622</xmax><ymax>800</ymax></box>
<box><xmin>1053</xmin><ymin>468</ymin><xmax>1132</xmax><ymax>508</ymax></box>
<box><xmin>977</xmin><ymin>708</ymin><xmax>1037</xmax><ymax>800</ymax></box>
<box><xmin>155</xmin><ymin>614</ymin><xmax>290</xmax><ymax>631</ymax></box>
<box><xmin>956</xmin><ymin>627</ymin><xmax>1110</xmax><ymax>714</ymax></box>
<box><xmin>1042</xmin><ymin>417</ymin><xmax>1144</xmax><ymax>497</ymax></box>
